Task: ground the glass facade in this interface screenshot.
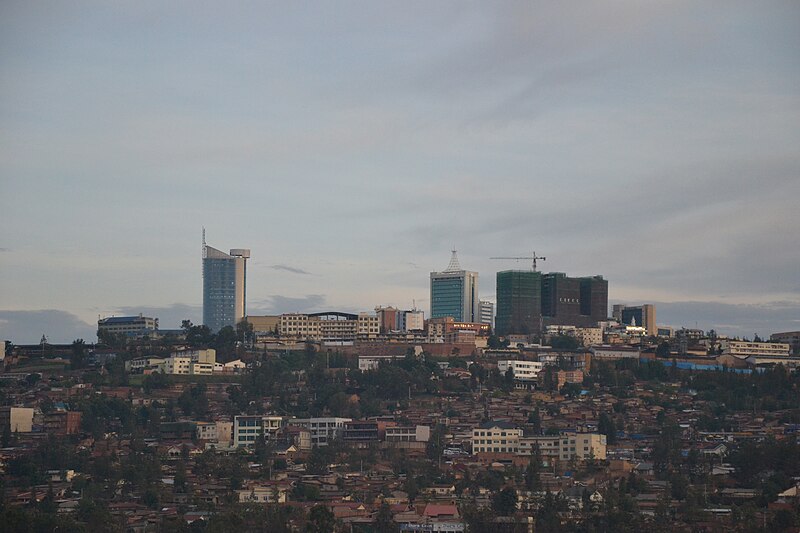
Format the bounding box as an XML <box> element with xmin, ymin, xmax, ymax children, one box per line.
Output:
<box><xmin>495</xmin><ymin>270</ymin><xmax>541</xmax><ymax>335</ymax></box>
<box><xmin>431</xmin><ymin>277</ymin><xmax>465</xmax><ymax>320</ymax></box>
<box><xmin>203</xmin><ymin>251</ymin><xmax>237</xmax><ymax>333</ymax></box>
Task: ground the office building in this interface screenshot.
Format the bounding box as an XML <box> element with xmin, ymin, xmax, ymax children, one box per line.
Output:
<box><xmin>615</xmin><ymin>304</ymin><xmax>657</xmax><ymax>336</ymax></box>
<box><xmin>278</xmin><ymin>312</ymin><xmax>379</xmax><ymax>343</ymax></box>
<box><xmin>294</xmin><ymin>417</ymin><xmax>352</xmax><ymax>446</ymax></box>
<box><xmin>770</xmin><ymin>331</ymin><xmax>800</xmax><ymax>355</ymax></box>
<box><xmin>97</xmin><ymin>314</ymin><xmax>158</xmax><ymax>340</ymax></box>
<box><xmin>479</xmin><ymin>300</ymin><xmax>494</xmax><ymax>328</ymax></box>
<box><xmin>542</xmin><ymin>273</ymin><xmax>607</xmax><ymax>328</ymax></box>
<box><xmin>203</xmin><ymin>239</ymin><xmax>250</xmax><ymax>333</ymax></box>
<box><xmin>724</xmin><ymin>341</ymin><xmax>790</xmax><ymax>359</ymax></box>
<box><xmin>234</xmin><ymin>415</ymin><xmax>284</xmax><ymax>447</ymax></box>
<box><xmin>471</xmin><ymin>421</ymin><xmax>522</xmax><ymax>455</ymax></box>
<box><xmin>495</xmin><ymin>270</ymin><xmax>542</xmax><ymax>336</ymax></box>
<box><xmin>430</xmin><ymin>250</ymin><xmax>479</xmax><ymax>323</ymax></box>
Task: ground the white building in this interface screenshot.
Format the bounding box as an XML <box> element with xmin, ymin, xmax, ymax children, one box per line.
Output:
<box><xmin>293</xmin><ymin>417</ymin><xmax>351</xmax><ymax>446</ymax></box>
<box><xmin>358</xmin><ymin>355</ymin><xmax>403</xmax><ymax>371</ymax></box>
<box><xmin>97</xmin><ymin>314</ymin><xmax>158</xmax><ymax>339</ymax></box>
<box><xmin>278</xmin><ymin>312</ymin><xmax>379</xmax><ymax>343</ymax></box>
<box><xmin>233</xmin><ymin>415</ymin><xmax>284</xmax><ymax>447</ymax></box>
<box><xmin>401</xmin><ymin>310</ymin><xmax>425</xmax><ymax>332</ymax></box>
<box><xmin>590</xmin><ymin>346</ymin><xmax>640</xmax><ymax>360</ymax></box>
<box><xmin>471</xmin><ymin>421</ymin><xmax>522</xmax><ymax>454</ymax></box>
<box><xmin>196</xmin><ymin>420</ymin><xmax>233</xmax><ymax>446</ymax></box>
<box><xmin>479</xmin><ymin>300</ymin><xmax>494</xmax><ymax>328</ymax></box>
<box><xmin>125</xmin><ymin>356</ymin><xmax>167</xmax><ymax>373</ymax></box>
<box><xmin>497</xmin><ymin>360</ymin><xmax>544</xmax><ymax>384</ymax></box>
<box><xmin>725</xmin><ymin>341</ymin><xmax>790</xmax><ymax>359</ymax></box>
<box><xmin>385</xmin><ymin>425</ymin><xmax>431</xmax><ymax>444</ymax></box>
<box><xmin>161</xmin><ymin>349</ymin><xmax>216</xmax><ymax>375</ymax></box>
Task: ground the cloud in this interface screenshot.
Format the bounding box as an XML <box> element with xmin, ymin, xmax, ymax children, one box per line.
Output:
<box><xmin>270</xmin><ymin>264</ymin><xmax>312</xmax><ymax>275</ymax></box>
<box><xmin>248</xmin><ymin>294</ymin><xmax>327</xmax><ymax>315</ymax></box>
<box><xmin>0</xmin><ymin>310</ymin><xmax>96</xmax><ymax>345</ymax></box>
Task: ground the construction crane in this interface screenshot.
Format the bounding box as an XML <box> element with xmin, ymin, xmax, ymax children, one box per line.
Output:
<box><xmin>490</xmin><ymin>252</ymin><xmax>547</xmax><ymax>272</ymax></box>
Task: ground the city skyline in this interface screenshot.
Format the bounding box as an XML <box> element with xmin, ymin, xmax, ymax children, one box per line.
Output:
<box><xmin>2</xmin><ymin>2</ymin><xmax>799</xmax><ymax>342</ymax></box>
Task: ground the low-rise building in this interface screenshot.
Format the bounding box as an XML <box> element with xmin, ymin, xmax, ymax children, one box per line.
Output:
<box><xmin>385</xmin><ymin>425</ymin><xmax>431</xmax><ymax>450</ymax></box>
<box><xmin>97</xmin><ymin>314</ymin><xmax>158</xmax><ymax>340</ymax></box>
<box><xmin>293</xmin><ymin>417</ymin><xmax>351</xmax><ymax>447</ymax></box>
<box><xmin>342</xmin><ymin>420</ymin><xmax>379</xmax><ymax>447</ymax></box>
<box><xmin>0</xmin><ymin>407</ymin><xmax>34</xmax><ymax>433</ymax></box>
<box><xmin>42</xmin><ymin>411</ymin><xmax>82</xmax><ymax>436</ymax></box>
<box><xmin>770</xmin><ymin>331</ymin><xmax>800</xmax><ymax>354</ymax></box>
<box><xmin>497</xmin><ymin>360</ymin><xmax>544</xmax><ymax>387</ymax></box>
<box><xmin>590</xmin><ymin>345</ymin><xmax>640</xmax><ymax>360</ymax></box>
<box><xmin>520</xmin><ymin>432</ymin><xmax>606</xmax><ymax>462</ymax></box>
<box><xmin>471</xmin><ymin>421</ymin><xmax>522</xmax><ymax>454</ymax></box>
<box><xmin>233</xmin><ymin>415</ymin><xmax>284</xmax><ymax>447</ymax></box>
<box><xmin>725</xmin><ymin>341</ymin><xmax>790</xmax><ymax>359</ymax></box>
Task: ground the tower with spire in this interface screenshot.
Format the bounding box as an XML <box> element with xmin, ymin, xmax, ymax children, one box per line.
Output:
<box><xmin>429</xmin><ymin>249</ymin><xmax>480</xmax><ymax>323</ymax></box>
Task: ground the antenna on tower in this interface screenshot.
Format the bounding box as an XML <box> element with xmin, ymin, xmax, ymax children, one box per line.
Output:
<box><xmin>202</xmin><ymin>227</ymin><xmax>207</xmax><ymax>258</ymax></box>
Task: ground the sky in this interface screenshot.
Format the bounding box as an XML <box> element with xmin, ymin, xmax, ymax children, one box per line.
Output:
<box><xmin>1</xmin><ymin>2</ymin><xmax>799</xmax><ymax>343</ymax></box>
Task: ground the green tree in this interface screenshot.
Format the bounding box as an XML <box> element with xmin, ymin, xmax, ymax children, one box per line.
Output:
<box><xmin>71</xmin><ymin>339</ymin><xmax>88</xmax><ymax>370</ymax></box>
<box><xmin>374</xmin><ymin>501</ymin><xmax>399</xmax><ymax>532</ymax></box>
<box><xmin>305</xmin><ymin>504</ymin><xmax>336</xmax><ymax>533</ymax></box>
<box><xmin>524</xmin><ymin>445</ymin><xmax>543</xmax><ymax>491</ymax></box>
<box><xmin>598</xmin><ymin>412</ymin><xmax>617</xmax><ymax>445</ymax></box>
<box><xmin>656</xmin><ymin>341</ymin><xmax>671</xmax><ymax>359</ymax></box>
<box><xmin>491</xmin><ymin>487</ymin><xmax>518</xmax><ymax>516</ymax></box>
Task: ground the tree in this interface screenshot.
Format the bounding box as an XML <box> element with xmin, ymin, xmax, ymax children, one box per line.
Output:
<box><xmin>374</xmin><ymin>502</ymin><xmax>399</xmax><ymax>532</ymax></box>
<box><xmin>598</xmin><ymin>412</ymin><xmax>617</xmax><ymax>445</ymax></box>
<box><xmin>305</xmin><ymin>504</ymin><xmax>336</xmax><ymax>533</ymax></box>
<box><xmin>491</xmin><ymin>487</ymin><xmax>518</xmax><ymax>516</ymax></box>
<box><xmin>656</xmin><ymin>341</ymin><xmax>671</xmax><ymax>359</ymax></box>
<box><xmin>71</xmin><ymin>339</ymin><xmax>88</xmax><ymax>370</ymax></box>
<box><xmin>524</xmin><ymin>444</ymin><xmax>543</xmax><ymax>491</ymax></box>
<box><xmin>185</xmin><ymin>324</ymin><xmax>212</xmax><ymax>348</ymax></box>
<box><xmin>549</xmin><ymin>334</ymin><xmax>579</xmax><ymax>350</ymax></box>
<box><xmin>236</xmin><ymin>320</ymin><xmax>254</xmax><ymax>346</ymax></box>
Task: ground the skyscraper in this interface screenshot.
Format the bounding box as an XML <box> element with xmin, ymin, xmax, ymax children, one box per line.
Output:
<box><xmin>541</xmin><ymin>272</ymin><xmax>607</xmax><ymax>327</ymax></box>
<box><xmin>430</xmin><ymin>250</ymin><xmax>479</xmax><ymax>323</ymax></box>
<box><xmin>495</xmin><ymin>270</ymin><xmax>542</xmax><ymax>336</ymax></box>
<box><xmin>202</xmin><ymin>239</ymin><xmax>250</xmax><ymax>333</ymax></box>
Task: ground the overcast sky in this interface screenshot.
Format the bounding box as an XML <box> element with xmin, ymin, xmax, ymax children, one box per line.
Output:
<box><xmin>2</xmin><ymin>2</ymin><xmax>799</xmax><ymax>343</ymax></box>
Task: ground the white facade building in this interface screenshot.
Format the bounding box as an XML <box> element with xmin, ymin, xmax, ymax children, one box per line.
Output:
<box><xmin>234</xmin><ymin>415</ymin><xmax>284</xmax><ymax>447</ymax></box>
<box><xmin>497</xmin><ymin>360</ymin><xmax>544</xmax><ymax>383</ymax></box>
<box><xmin>293</xmin><ymin>417</ymin><xmax>351</xmax><ymax>446</ymax></box>
<box><xmin>471</xmin><ymin>421</ymin><xmax>522</xmax><ymax>454</ymax></box>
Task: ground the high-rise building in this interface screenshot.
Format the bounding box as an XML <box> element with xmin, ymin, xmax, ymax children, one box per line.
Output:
<box><xmin>203</xmin><ymin>240</ymin><xmax>250</xmax><ymax>333</ymax></box>
<box><xmin>540</xmin><ymin>273</ymin><xmax>607</xmax><ymax>328</ymax></box>
<box><xmin>430</xmin><ymin>250</ymin><xmax>479</xmax><ymax>323</ymax></box>
<box><xmin>618</xmin><ymin>304</ymin><xmax>656</xmax><ymax>336</ymax></box>
<box><xmin>479</xmin><ymin>300</ymin><xmax>495</xmax><ymax>329</ymax></box>
<box><xmin>495</xmin><ymin>270</ymin><xmax>542</xmax><ymax>336</ymax></box>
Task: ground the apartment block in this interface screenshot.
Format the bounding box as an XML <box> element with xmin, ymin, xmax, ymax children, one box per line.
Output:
<box><xmin>234</xmin><ymin>415</ymin><xmax>284</xmax><ymax>447</ymax></box>
<box><xmin>471</xmin><ymin>421</ymin><xmax>522</xmax><ymax>454</ymax></box>
<box><xmin>0</xmin><ymin>407</ymin><xmax>34</xmax><ymax>433</ymax></box>
<box><xmin>293</xmin><ymin>417</ymin><xmax>351</xmax><ymax>447</ymax></box>
<box><xmin>497</xmin><ymin>360</ymin><xmax>544</xmax><ymax>384</ymax></box>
